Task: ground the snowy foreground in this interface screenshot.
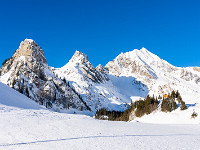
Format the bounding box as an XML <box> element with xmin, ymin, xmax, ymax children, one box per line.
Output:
<box><xmin>1</xmin><ymin>82</ymin><xmax>200</xmax><ymax>150</ymax></box>
<box><xmin>0</xmin><ymin>106</ymin><xmax>200</xmax><ymax>150</ymax></box>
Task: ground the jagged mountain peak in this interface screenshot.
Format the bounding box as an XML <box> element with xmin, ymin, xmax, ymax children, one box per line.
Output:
<box><xmin>96</xmin><ymin>64</ymin><xmax>104</xmax><ymax>69</ymax></box>
<box><xmin>61</xmin><ymin>50</ymin><xmax>94</xmax><ymax>72</ymax></box>
<box><xmin>59</xmin><ymin>50</ymin><xmax>107</xmax><ymax>83</ymax></box>
<box><xmin>109</xmin><ymin>47</ymin><xmax>174</xmax><ymax>69</ymax></box>
<box><xmin>12</xmin><ymin>39</ymin><xmax>47</xmax><ymax>64</ymax></box>
<box><xmin>105</xmin><ymin>47</ymin><xmax>177</xmax><ymax>82</ymax></box>
<box><xmin>96</xmin><ymin>64</ymin><xmax>107</xmax><ymax>74</ymax></box>
<box><xmin>70</xmin><ymin>50</ymin><xmax>89</xmax><ymax>64</ymax></box>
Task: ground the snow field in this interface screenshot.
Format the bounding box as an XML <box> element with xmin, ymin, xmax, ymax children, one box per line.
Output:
<box><xmin>0</xmin><ymin>106</ymin><xmax>200</xmax><ymax>150</ymax></box>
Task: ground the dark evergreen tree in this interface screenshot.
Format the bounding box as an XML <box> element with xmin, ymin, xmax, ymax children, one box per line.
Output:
<box><xmin>171</xmin><ymin>90</ymin><xmax>176</xmax><ymax>99</ymax></box>
<box><xmin>135</xmin><ymin>100</ymin><xmax>146</xmax><ymax>117</ymax></box>
<box><xmin>172</xmin><ymin>100</ymin><xmax>177</xmax><ymax>110</ymax></box>
<box><xmin>180</xmin><ymin>100</ymin><xmax>187</xmax><ymax>110</ymax></box>
<box><xmin>191</xmin><ymin>111</ymin><xmax>198</xmax><ymax>119</ymax></box>
<box><xmin>62</xmin><ymin>78</ymin><xmax>66</xmax><ymax>84</ymax></box>
<box><xmin>175</xmin><ymin>90</ymin><xmax>180</xmax><ymax>98</ymax></box>
<box><xmin>145</xmin><ymin>95</ymin><xmax>151</xmax><ymax>114</ymax></box>
<box><xmin>161</xmin><ymin>99</ymin><xmax>172</xmax><ymax>112</ymax></box>
<box><xmin>158</xmin><ymin>95</ymin><xmax>162</xmax><ymax>99</ymax></box>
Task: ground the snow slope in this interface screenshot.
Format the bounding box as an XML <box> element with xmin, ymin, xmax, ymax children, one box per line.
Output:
<box><xmin>0</xmin><ymin>104</ymin><xmax>200</xmax><ymax>150</ymax></box>
<box><xmin>0</xmin><ymin>82</ymin><xmax>42</xmax><ymax>110</ymax></box>
<box><xmin>134</xmin><ymin>103</ymin><xmax>200</xmax><ymax>124</ymax></box>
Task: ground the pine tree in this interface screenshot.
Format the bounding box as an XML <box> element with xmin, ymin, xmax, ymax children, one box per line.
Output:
<box><xmin>180</xmin><ymin>100</ymin><xmax>187</xmax><ymax>110</ymax></box>
<box><xmin>158</xmin><ymin>95</ymin><xmax>162</xmax><ymax>100</ymax></box>
<box><xmin>175</xmin><ymin>90</ymin><xmax>180</xmax><ymax>98</ymax></box>
<box><xmin>63</xmin><ymin>78</ymin><xmax>66</xmax><ymax>83</ymax></box>
<box><xmin>161</xmin><ymin>98</ymin><xmax>172</xmax><ymax>112</ymax></box>
<box><xmin>171</xmin><ymin>90</ymin><xmax>176</xmax><ymax>99</ymax></box>
<box><xmin>135</xmin><ymin>100</ymin><xmax>146</xmax><ymax>117</ymax></box>
<box><xmin>145</xmin><ymin>95</ymin><xmax>151</xmax><ymax>114</ymax></box>
<box><xmin>26</xmin><ymin>87</ymin><xmax>30</xmax><ymax>97</ymax></box>
<box><xmin>191</xmin><ymin>111</ymin><xmax>198</xmax><ymax>119</ymax></box>
<box><xmin>172</xmin><ymin>100</ymin><xmax>177</xmax><ymax>110</ymax></box>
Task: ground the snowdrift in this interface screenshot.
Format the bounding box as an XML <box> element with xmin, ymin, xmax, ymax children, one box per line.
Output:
<box><xmin>0</xmin><ymin>82</ymin><xmax>42</xmax><ymax>110</ymax></box>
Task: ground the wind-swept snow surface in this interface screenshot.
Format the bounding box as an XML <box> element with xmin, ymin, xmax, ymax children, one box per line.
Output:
<box><xmin>0</xmin><ymin>105</ymin><xmax>200</xmax><ymax>150</ymax></box>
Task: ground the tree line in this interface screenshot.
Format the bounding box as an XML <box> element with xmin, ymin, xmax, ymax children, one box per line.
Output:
<box><xmin>161</xmin><ymin>90</ymin><xmax>187</xmax><ymax>112</ymax></box>
<box><xmin>95</xmin><ymin>90</ymin><xmax>187</xmax><ymax>121</ymax></box>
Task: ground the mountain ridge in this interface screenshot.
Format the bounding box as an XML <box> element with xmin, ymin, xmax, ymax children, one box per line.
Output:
<box><xmin>0</xmin><ymin>39</ymin><xmax>90</xmax><ymax>113</ymax></box>
<box><xmin>0</xmin><ymin>39</ymin><xmax>200</xmax><ymax>114</ymax></box>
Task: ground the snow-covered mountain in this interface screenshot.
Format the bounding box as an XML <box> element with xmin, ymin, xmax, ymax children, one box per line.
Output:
<box><xmin>105</xmin><ymin>48</ymin><xmax>200</xmax><ymax>104</ymax></box>
<box><xmin>55</xmin><ymin>47</ymin><xmax>200</xmax><ymax>113</ymax></box>
<box><xmin>0</xmin><ymin>39</ymin><xmax>89</xmax><ymax>112</ymax></box>
<box><xmin>0</xmin><ymin>39</ymin><xmax>200</xmax><ymax>114</ymax></box>
<box><xmin>55</xmin><ymin>51</ymin><xmax>147</xmax><ymax>112</ymax></box>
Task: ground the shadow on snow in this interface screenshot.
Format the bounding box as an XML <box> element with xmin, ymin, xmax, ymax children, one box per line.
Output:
<box><xmin>0</xmin><ymin>134</ymin><xmax>199</xmax><ymax>147</ymax></box>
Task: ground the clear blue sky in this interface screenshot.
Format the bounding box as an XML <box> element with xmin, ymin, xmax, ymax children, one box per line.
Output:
<box><xmin>0</xmin><ymin>0</ymin><xmax>199</xmax><ymax>68</ymax></box>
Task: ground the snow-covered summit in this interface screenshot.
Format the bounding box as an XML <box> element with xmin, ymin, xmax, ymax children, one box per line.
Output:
<box><xmin>106</xmin><ymin>47</ymin><xmax>175</xmax><ymax>77</ymax></box>
<box><xmin>118</xmin><ymin>47</ymin><xmax>157</xmax><ymax>60</ymax></box>
<box><xmin>106</xmin><ymin>47</ymin><xmax>200</xmax><ymax>104</ymax></box>
<box><xmin>12</xmin><ymin>39</ymin><xmax>47</xmax><ymax>64</ymax></box>
<box><xmin>60</xmin><ymin>50</ymin><xmax>107</xmax><ymax>83</ymax></box>
<box><xmin>69</xmin><ymin>50</ymin><xmax>89</xmax><ymax>64</ymax></box>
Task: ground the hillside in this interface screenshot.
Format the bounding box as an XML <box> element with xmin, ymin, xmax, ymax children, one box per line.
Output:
<box><xmin>0</xmin><ymin>81</ymin><xmax>41</xmax><ymax>110</ymax></box>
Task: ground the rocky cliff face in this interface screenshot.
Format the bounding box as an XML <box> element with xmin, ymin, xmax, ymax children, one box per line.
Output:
<box><xmin>0</xmin><ymin>39</ymin><xmax>89</xmax><ymax>111</ymax></box>
<box><xmin>12</xmin><ymin>39</ymin><xmax>47</xmax><ymax>64</ymax></box>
